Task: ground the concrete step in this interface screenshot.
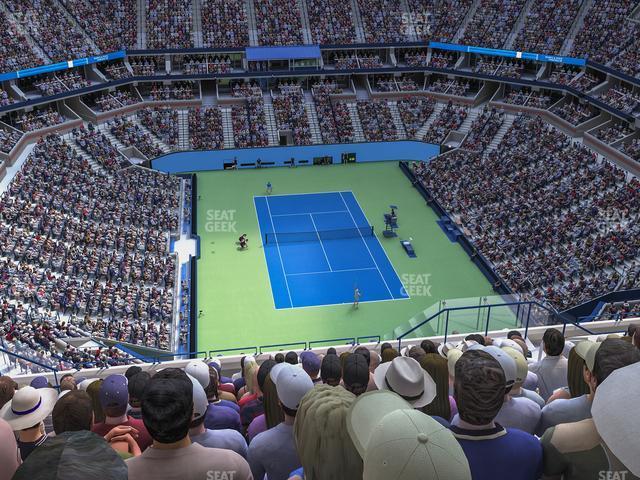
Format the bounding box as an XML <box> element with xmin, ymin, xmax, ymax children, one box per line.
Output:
<box><xmin>486</xmin><ymin>115</ymin><xmax>516</xmax><ymax>153</ymax></box>
<box><xmin>417</xmin><ymin>103</ymin><xmax>445</xmax><ymax>139</ymax></box>
<box><xmin>453</xmin><ymin>0</ymin><xmax>482</xmax><ymax>43</ymax></box>
<box><xmin>221</xmin><ymin>108</ymin><xmax>236</xmax><ymax>149</ymax></box>
<box><xmin>387</xmin><ymin>101</ymin><xmax>408</xmax><ymax>140</ymax></box>
<box><xmin>133</xmin><ymin>117</ymin><xmax>173</xmax><ymax>153</ymax></box>
<box><xmin>347</xmin><ymin>103</ymin><xmax>366</xmax><ymax>142</ymax></box>
<box><xmin>178</xmin><ymin>109</ymin><xmax>190</xmax><ymax>150</ymax></box>
<box><xmin>305</xmin><ymin>103</ymin><xmax>323</xmax><ymax>144</ymax></box>
<box><xmin>561</xmin><ymin>0</ymin><xmax>594</xmax><ymax>55</ymax></box>
<box><xmin>505</xmin><ymin>0</ymin><xmax>535</xmax><ymax>49</ymax></box>
<box><xmin>263</xmin><ymin>103</ymin><xmax>280</xmax><ymax>146</ymax></box>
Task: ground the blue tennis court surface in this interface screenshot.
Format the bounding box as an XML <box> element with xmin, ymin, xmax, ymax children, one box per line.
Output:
<box><xmin>254</xmin><ymin>191</ymin><xmax>409</xmax><ymax>309</ymax></box>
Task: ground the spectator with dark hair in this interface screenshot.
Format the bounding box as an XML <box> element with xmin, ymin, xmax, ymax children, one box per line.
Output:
<box><xmin>127</xmin><ymin>368</ymin><xmax>252</xmax><ymax>480</ymax></box>
<box><xmin>52</xmin><ymin>390</ymin><xmax>94</xmax><ymax>434</ymax></box>
<box><xmin>128</xmin><ymin>372</ymin><xmax>151</xmax><ymax>420</ymax></box>
<box><xmin>408</xmin><ymin>346</ymin><xmax>427</xmax><ymax>362</ymax></box>
<box><xmin>354</xmin><ymin>346</ymin><xmax>377</xmax><ymax>391</ymax></box>
<box><xmin>285</xmin><ymin>351</ymin><xmax>298</xmax><ymax>365</ymax></box>
<box><xmin>248</xmin><ymin>363</ymin><xmax>312</xmax><ymax>480</ymax></box>
<box><xmin>320</xmin><ymin>354</ymin><xmax>342</xmax><ymax>387</ymax></box>
<box><xmin>342</xmin><ymin>353</ymin><xmax>370</xmax><ymax>396</ymax></box>
<box><xmin>289</xmin><ymin>385</ymin><xmax>362</xmax><ymax>480</ymax></box>
<box><xmin>326</xmin><ymin>347</ymin><xmax>337</xmax><ymax>356</ymax></box>
<box><xmin>187</xmin><ymin>376</ymin><xmax>247</xmax><ymax>458</ymax></box>
<box><xmin>204</xmin><ymin>367</ymin><xmax>242</xmax><ymax>433</ymax></box>
<box><xmin>85</xmin><ymin>380</ymin><xmax>105</xmax><ymax>424</ymax></box>
<box><xmin>125</xmin><ymin>366</ymin><xmax>142</xmax><ymax>382</ymax></box>
<box><xmin>465</xmin><ymin>334</ymin><xmax>486</xmax><ymax>346</ymax></box>
<box><xmin>529</xmin><ymin>328</ymin><xmax>569</xmax><ymax>400</ymax></box>
<box><xmin>450</xmin><ymin>350</ymin><xmax>542</xmax><ymax>480</ymax></box>
<box><xmin>381</xmin><ymin>347</ymin><xmax>399</xmax><ymax>363</ymax></box>
<box><xmin>420</xmin><ymin>339</ymin><xmax>438</xmax><ymax>355</ymax></box>
<box><xmin>0</xmin><ymin>376</ymin><xmax>18</xmax><ymax>408</ymax></box>
<box><xmin>541</xmin><ymin>339</ymin><xmax>640</xmax><ymax>479</ymax></box>
<box><xmin>91</xmin><ymin>374</ymin><xmax>152</xmax><ymax>451</ymax></box>
<box><xmin>59</xmin><ymin>374</ymin><xmax>77</xmax><ymax>392</ymax></box>
<box><xmin>275</xmin><ymin>353</ymin><xmax>285</xmax><ymax>363</ymax></box>
<box><xmin>420</xmin><ymin>353</ymin><xmax>454</xmax><ymax>421</ymax></box>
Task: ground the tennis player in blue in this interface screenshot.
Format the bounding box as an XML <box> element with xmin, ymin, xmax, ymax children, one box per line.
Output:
<box><xmin>266</xmin><ymin>182</ymin><xmax>272</xmax><ymax>195</ymax></box>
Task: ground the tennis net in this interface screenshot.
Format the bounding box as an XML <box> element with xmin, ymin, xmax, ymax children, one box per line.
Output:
<box><xmin>264</xmin><ymin>226</ymin><xmax>374</xmax><ymax>244</ymax></box>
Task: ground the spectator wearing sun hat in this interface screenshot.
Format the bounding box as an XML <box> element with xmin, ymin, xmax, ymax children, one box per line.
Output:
<box><xmin>449</xmin><ymin>350</ymin><xmax>542</xmax><ymax>480</ymax></box>
<box><xmin>248</xmin><ymin>362</ymin><xmax>313</xmax><ymax>480</ymax></box>
<box><xmin>187</xmin><ymin>375</ymin><xmax>247</xmax><ymax>458</ymax></box>
<box><xmin>537</xmin><ymin>341</ymin><xmax>600</xmax><ymax>435</ymax></box>
<box><xmin>289</xmin><ymin>385</ymin><xmax>362</xmax><ymax>480</ymax></box>
<box><xmin>374</xmin><ymin>356</ymin><xmax>437</xmax><ymax>408</ymax></box>
<box><xmin>347</xmin><ymin>390</ymin><xmax>471</xmax><ymax>479</ymax></box>
<box><xmin>91</xmin><ymin>374</ymin><xmax>152</xmax><ymax>451</ymax></box>
<box><xmin>540</xmin><ymin>339</ymin><xmax>640</xmax><ymax>480</ymax></box>
<box><xmin>0</xmin><ymin>385</ymin><xmax>58</xmax><ymax>461</ymax></box>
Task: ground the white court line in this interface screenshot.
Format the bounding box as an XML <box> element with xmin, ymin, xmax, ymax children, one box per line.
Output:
<box><xmin>264</xmin><ymin>196</ymin><xmax>293</xmax><ymax>308</ymax></box>
<box><xmin>348</xmin><ymin>192</ymin><xmax>410</xmax><ymax>299</ymax></box>
<box><xmin>254</xmin><ymin>190</ymin><xmax>349</xmax><ymax>199</ymax></box>
<box><xmin>276</xmin><ymin>295</ymin><xmax>410</xmax><ymax>311</ymax></box>
<box><xmin>309</xmin><ymin>213</ymin><xmax>333</xmax><ymax>272</ymax></box>
<box><xmin>271</xmin><ymin>210</ymin><xmax>348</xmax><ymax>217</ymax></box>
<box><xmin>339</xmin><ymin>192</ymin><xmax>394</xmax><ymax>299</ymax></box>
<box><xmin>252</xmin><ymin>198</ymin><xmax>278</xmax><ymax>310</ymax></box>
<box><xmin>286</xmin><ymin>267</ymin><xmax>379</xmax><ymax>277</ymax></box>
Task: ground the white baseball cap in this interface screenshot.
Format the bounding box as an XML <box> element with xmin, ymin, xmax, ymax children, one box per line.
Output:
<box><xmin>187</xmin><ymin>374</ymin><xmax>209</xmax><ymax>421</ymax></box>
<box><xmin>270</xmin><ymin>363</ymin><xmax>313</xmax><ymax>410</ymax></box>
<box><xmin>347</xmin><ymin>391</ymin><xmax>471</xmax><ymax>480</ymax></box>
<box><xmin>184</xmin><ymin>360</ymin><xmax>210</xmax><ymax>389</ymax></box>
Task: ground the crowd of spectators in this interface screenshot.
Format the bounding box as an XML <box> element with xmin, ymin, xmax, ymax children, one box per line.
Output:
<box><xmin>513</xmin><ymin>0</ymin><xmax>581</xmax><ymax>55</ymax></box>
<box><xmin>139</xmin><ymin>107</ymin><xmax>179</xmax><ymax>149</ymax></box>
<box><xmin>130</xmin><ymin>58</ymin><xmax>160</xmax><ymax>77</ymax></box>
<box><xmin>552</xmin><ymin>99</ymin><xmax>597</xmax><ymax>126</ymax></box>
<box><xmin>356</xmin><ymin>100</ymin><xmax>398</xmax><ymax>141</ymax></box>
<box><xmin>371</xmin><ymin>75</ymin><xmax>398</xmax><ymax>92</ymax></box>
<box><xmin>397</xmin><ymin>96</ymin><xmax>436</xmax><ymax>138</ymax></box>
<box><xmin>231</xmin><ymin>80</ymin><xmax>263</xmax><ymax>99</ymax></box>
<box><xmin>408</xmin><ymin>0</ymin><xmax>473</xmax><ymax>42</ymax></box>
<box><xmin>232</xmin><ymin>94</ymin><xmax>270</xmax><ymax>148</ymax></box>
<box><xmin>357</xmin><ymin>0</ymin><xmax>406</xmax><ymax>43</ymax></box>
<box><xmin>596</xmin><ymin>86</ymin><xmax>640</xmax><ymax>116</ymax></box>
<box><xmin>423</xmin><ymin>101</ymin><xmax>468</xmax><ymax>143</ymax></box>
<box><xmin>569</xmin><ymin>72</ymin><xmax>602</xmax><ymax>92</ymax></box>
<box><xmin>0</xmin><ymin>88</ymin><xmax>15</xmax><ymax>107</ymax></box>
<box><xmin>13</xmin><ymin>108</ymin><xmax>66</xmax><ymax>133</ymax></box>
<box><xmin>0</xmin><ymin>125</ymin><xmax>22</xmax><ymax>154</ymax></box>
<box><xmin>32</xmin><ymin>71</ymin><xmax>89</xmax><ymax>97</ymax></box>
<box><xmin>109</xmin><ymin>117</ymin><xmax>164</xmax><ymax>159</ymax></box>
<box><xmin>609</xmin><ymin>34</ymin><xmax>640</xmax><ymax>78</ymax></box>
<box><xmin>461</xmin><ymin>0</ymin><xmax>526</xmax><ymax>49</ymax></box>
<box><xmin>1</xmin><ymin>329</ymin><xmax>638</xmax><ymax>479</ymax></box>
<box><xmin>201</xmin><ymin>0</ymin><xmax>249</xmax><ymax>48</ymax></box>
<box><xmin>501</xmin><ymin>88</ymin><xmax>552</xmax><ymax>109</ymax></box>
<box><xmin>460</xmin><ymin>107</ymin><xmax>504</xmax><ymax>152</ymax></box>
<box><xmin>428</xmin><ymin>77</ymin><xmax>472</xmax><ymax>97</ymax></box>
<box><xmin>594</xmin><ymin>122</ymin><xmax>633</xmax><ymax>144</ymax></box>
<box><xmin>0</xmin><ymin>15</ymin><xmax>41</xmax><ymax>73</ymax></box>
<box><xmin>621</xmin><ymin>138</ymin><xmax>640</xmax><ymax>161</ymax></box>
<box><xmin>89</xmin><ymin>89</ymin><xmax>140</xmax><ymax>112</ymax></box>
<box><xmin>312</xmin><ymin>81</ymin><xmax>354</xmax><ymax>144</ymax></box>
<box><xmin>61</xmin><ymin>0</ymin><xmax>137</xmax><ymax>52</ymax></box>
<box><xmin>547</xmin><ymin>66</ymin><xmax>581</xmax><ymax>86</ymax></box>
<box><xmin>5</xmin><ymin>0</ymin><xmax>98</xmax><ymax>63</ymax></box>
<box><xmin>273</xmin><ymin>86</ymin><xmax>313</xmax><ymax>146</ymax></box>
<box><xmin>415</xmin><ymin>114</ymin><xmax>640</xmax><ymax>309</ymax></box>
<box><xmin>146</xmin><ymin>0</ymin><xmax>193</xmax><ymax>49</ymax></box>
<box><xmin>189</xmin><ymin>107</ymin><xmax>224</xmax><ymax>150</ymax></box>
<box><xmin>102</xmin><ymin>61</ymin><xmax>133</xmax><ymax>81</ymax></box>
<box><xmin>148</xmin><ymin>82</ymin><xmax>196</xmax><ymax>101</ymax></box>
<box><xmin>333</xmin><ymin>53</ymin><xmax>359</xmax><ymax>70</ymax></box>
<box><xmin>307</xmin><ymin>0</ymin><xmax>357</xmax><ymax>44</ymax></box>
<box><xmin>397</xmin><ymin>75</ymin><xmax>420</xmax><ymax>91</ymax></box>
<box><xmin>254</xmin><ymin>0</ymin><xmax>304</xmax><ymax>46</ymax></box>
<box><xmin>1</xmin><ymin>134</ymin><xmax>180</xmax><ymax>352</ymax></box>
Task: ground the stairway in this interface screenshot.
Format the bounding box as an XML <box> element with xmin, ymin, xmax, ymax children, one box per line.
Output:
<box><xmin>416</xmin><ymin>103</ymin><xmax>445</xmax><ymax>139</ymax></box>
<box><xmin>100</xmin><ymin>124</ymin><xmax>129</xmax><ymax>152</ymax></box>
<box><xmin>387</xmin><ymin>101</ymin><xmax>408</xmax><ymax>140</ymax></box>
<box><xmin>177</xmin><ymin>110</ymin><xmax>190</xmax><ymax>150</ymax></box>
<box><xmin>246</xmin><ymin>0</ymin><xmax>259</xmax><ymax>46</ymax></box>
<box><xmin>0</xmin><ymin>3</ymin><xmax>51</xmax><ymax>63</ymax></box>
<box><xmin>560</xmin><ymin>0</ymin><xmax>594</xmax><ymax>55</ymax></box>
<box><xmin>350</xmin><ymin>0</ymin><xmax>366</xmax><ymax>43</ymax></box>
<box><xmin>458</xmin><ymin>108</ymin><xmax>481</xmax><ymax>135</ymax></box>
<box><xmin>505</xmin><ymin>0</ymin><xmax>536</xmax><ymax>49</ymax></box>
<box><xmin>346</xmin><ymin>103</ymin><xmax>366</xmax><ymax>142</ymax></box>
<box><xmin>262</xmin><ymin>103</ymin><xmax>280</xmax><ymax>146</ymax></box>
<box><xmin>65</xmin><ymin>136</ymin><xmax>108</xmax><ymax>176</ymax></box>
<box><xmin>221</xmin><ymin>108</ymin><xmax>235</xmax><ymax>149</ymax></box>
<box><xmin>305</xmin><ymin>103</ymin><xmax>323</xmax><ymax>144</ymax></box>
<box><xmin>485</xmin><ymin>114</ymin><xmax>516</xmax><ymax>153</ymax></box>
<box><xmin>53</xmin><ymin>0</ymin><xmax>101</xmax><ymax>54</ymax></box>
<box><xmin>297</xmin><ymin>0</ymin><xmax>313</xmax><ymax>44</ymax></box>
<box><xmin>133</xmin><ymin>117</ymin><xmax>173</xmax><ymax>153</ymax></box>
<box><xmin>453</xmin><ymin>0</ymin><xmax>482</xmax><ymax>43</ymax></box>
<box><xmin>398</xmin><ymin>0</ymin><xmax>416</xmax><ymax>41</ymax></box>
<box><xmin>192</xmin><ymin>0</ymin><xmax>203</xmax><ymax>47</ymax></box>
<box><xmin>137</xmin><ymin>0</ymin><xmax>147</xmax><ymax>49</ymax></box>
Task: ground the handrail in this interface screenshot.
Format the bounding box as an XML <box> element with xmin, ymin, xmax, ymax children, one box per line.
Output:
<box><xmin>308</xmin><ymin>337</ymin><xmax>355</xmax><ymax>349</ymax></box>
<box><xmin>0</xmin><ymin>346</ymin><xmax>60</xmax><ymax>386</ymax></box>
<box><xmin>259</xmin><ymin>342</ymin><xmax>307</xmax><ymax>354</ymax></box>
<box><xmin>208</xmin><ymin>347</ymin><xmax>259</xmax><ymax>357</ymax></box>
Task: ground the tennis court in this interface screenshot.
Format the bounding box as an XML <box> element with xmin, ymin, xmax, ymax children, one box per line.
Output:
<box><xmin>254</xmin><ymin>191</ymin><xmax>409</xmax><ymax>309</ymax></box>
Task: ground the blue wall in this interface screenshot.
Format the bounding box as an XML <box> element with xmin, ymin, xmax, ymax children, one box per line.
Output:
<box><xmin>152</xmin><ymin>141</ymin><xmax>441</xmax><ymax>173</ymax></box>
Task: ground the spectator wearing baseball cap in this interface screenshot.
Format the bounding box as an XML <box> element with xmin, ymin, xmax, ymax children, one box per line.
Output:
<box><xmin>0</xmin><ymin>418</ymin><xmax>19</xmax><ymax>480</ymax></box>
<box><xmin>126</xmin><ymin>368</ymin><xmax>252</xmax><ymax>480</ymax></box>
<box><xmin>541</xmin><ymin>339</ymin><xmax>640</xmax><ymax>480</ymax></box>
<box><xmin>450</xmin><ymin>350</ymin><xmax>542</xmax><ymax>480</ymax></box>
<box><xmin>204</xmin><ymin>367</ymin><xmax>243</xmax><ymax>434</ymax></box>
<box><xmin>347</xmin><ymin>390</ymin><xmax>471</xmax><ymax>480</ymax></box>
<box><xmin>248</xmin><ymin>363</ymin><xmax>313</xmax><ymax>480</ymax></box>
<box><xmin>374</xmin><ymin>356</ymin><xmax>436</xmax><ymax>408</ymax></box>
<box><xmin>91</xmin><ymin>374</ymin><xmax>152</xmax><ymax>451</ymax></box>
<box><xmin>300</xmin><ymin>351</ymin><xmax>321</xmax><ymax>383</ymax></box>
<box><xmin>128</xmin><ymin>371</ymin><xmax>151</xmax><ymax>420</ymax></box>
<box><xmin>289</xmin><ymin>385</ymin><xmax>362</xmax><ymax>480</ymax></box>
<box><xmin>537</xmin><ymin>341</ymin><xmax>599</xmax><ymax>435</ymax></box>
<box><xmin>187</xmin><ymin>375</ymin><xmax>247</xmax><ymax>458</ymax></box>
<box><xmin>529</xmin><ymin>328</ymin><xmax>569</xmax><ymax>400</ymax></box>
<box><xmin>320</xmin><ymin>353</ymin><xmax>342</xmax><ymax>386</ymax></box>
<box><xmin>0</xmin><ymin>385</ymin><xmax>58</xmax><ymax>461</ymax></box>
<box><xmin>343</xmin><ymin>353</ymin><xmax>370</xmax><ymax>396</ymax></box>
<box><xmin>354</xmin><ymin>346</ymin><xmax>378</xmax><ymax>391</ymax></box>
<box><xmin>502</xmin><ymin>347</ymin><xmax>545</xmax><ymax>409</ymax></box>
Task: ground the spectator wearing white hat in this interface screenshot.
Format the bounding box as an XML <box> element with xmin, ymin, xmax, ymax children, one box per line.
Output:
<box><xmin>347</xmin><ymin>390</ymin><xmax>472</xmax><ymax>479</ymax></box>
<box><xmin>0</xmin><ymin>385</ymin><xmax>58</xmax><ymax>461</ymax></box>
<box><xmin>537</xmin><ymin>341</ymin><xmax>600</xmax><ymax>435</ymax></box>
<box><xmin>502</xmin><ymin>347</ymin><xmax>545</xmax><ymax>408</ymax></box>
<box><xmin>529</xmin><ymin>329</ymin><xmax>569</xmax><ymax>401</ymax></box>
<box><xmin>541</xmin><ymin>339</ymin><xmax>640</xmax><ymax>480</ymax></box>
<box><xmin>248</xmin><ymin>363</ymin><xmax>313</xmax><ymax>480</ymax></box>
<box><xmin>373</xmin><ymin>356</ymin><xmax>437</xmax><ymax>408</ymax></box>
<box><xmin>187</xmin><ymin>375</ymin><xmax>247</xmax><ymax>458</ymax></box>
<box><xmin>449</xmin><ymin>350</ymin><xmax>542</xmax><ymax>480</ymax></box>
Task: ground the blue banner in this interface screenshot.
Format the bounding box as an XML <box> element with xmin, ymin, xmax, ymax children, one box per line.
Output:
<box><xmin>429</xmin><ymin>42</ymin><xmax>586</xmax><ymax>66</ymax></box>
<box><xmin>0</xmin><ymin>50</ymin><xmax>126</xmax><ymax>82</ymax></box>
